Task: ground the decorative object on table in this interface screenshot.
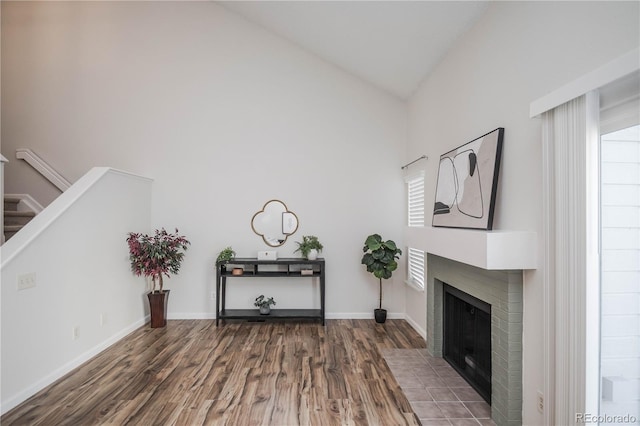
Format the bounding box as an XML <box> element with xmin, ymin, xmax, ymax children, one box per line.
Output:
<box><xmin>126</xmin><ymin>228</ymin><xmax>190</xmax><ymax>328</ymax></box>
<box><xmin>232</xmin><ymin>268</ymin><xmax>244</xmax><ymax>276</ymax></box>
<box><xmin>257</xmin><ymin>250</ymin><xmax>278</xmax><ymax>260</ymax></box>
<box><xmin>432</xmin><ymin>127</ymin><xmax>504</xmax><ymax>230</ymax></box>
<box><xmin>361</xmin><ymin>234</ymin><xmax>402</xmax><ymax>324</ymax></box>
<box><xmin>216</xmin><ymin>246</ymin><xmax>236</xmax><ymax>264</ymax></box>
<box><xmin>254</xmin><ymin>295</ymin><xmax>276</xmax><ymax>315</ymax></box>
<box><xmin>294</xmin><ymin>235</ymin><xmax>323</xmax><ymax>260</ymax></box>
<box><xmin>251</xmin><ymin>199</ymin><xmax>299</xmax><ymax>247</ymax></box>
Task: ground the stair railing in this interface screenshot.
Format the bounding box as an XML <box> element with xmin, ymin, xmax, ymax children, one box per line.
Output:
<box><xmin>16</xmin><ymin>149</ymin><xmax>71</xmax><ymax>192</ymax></box>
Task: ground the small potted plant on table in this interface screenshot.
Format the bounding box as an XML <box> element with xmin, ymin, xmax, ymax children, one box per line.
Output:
<box><xmin>361</xmin><ymin>233</ymin><xmax>402</xmax><ymax>324</ymax></box>
<box><xmin>217</xmin><ymin>246</ymin><xmax>243</xmax><ymax>274</ymax></box>
<box><xmin>216</xmin><ymin>246</ymin><xmax>236</xmax><ymax>264</ymax></box>
<box><xmin>294</xmin><ymin>235</ymin><xmax>323</xmax><ymax>260</ymax></box>
<box><xmin>254</xmin><ymin>295</ymin><xmax>276</xmax><ymax>315</ymax></box>
<box><xmin>127</xmin><ymin>228</ymin><xmax>190</xmax><ymax>328</ymax></box>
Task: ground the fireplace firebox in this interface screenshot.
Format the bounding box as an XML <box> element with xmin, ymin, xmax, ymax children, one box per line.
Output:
<box><xmin>443</xmin><ymin>283</ymin><xmax>492</xmax><ymax>404</ymax></box>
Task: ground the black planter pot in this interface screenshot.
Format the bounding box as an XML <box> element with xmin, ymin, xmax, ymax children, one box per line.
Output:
<box><xmin>374</xmin><ymin>308</ymin><xmax>387</xmax><ymax>324</ymax></box>
<box><xmin>148</xmin><ymin>290</ymin><xmax>170</xmax><ymax>328</ymax></box>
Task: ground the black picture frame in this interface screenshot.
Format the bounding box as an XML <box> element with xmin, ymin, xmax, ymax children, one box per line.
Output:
<box><xmin>432</xmin><ymin>128</ymin><xmax>504</xmax><ymax>230</ymax></box>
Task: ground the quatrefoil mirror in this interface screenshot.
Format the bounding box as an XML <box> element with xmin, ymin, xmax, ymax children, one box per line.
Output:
<box><xmin>251</xmin><ymin>200</ymin><xmax>299</xmax><ymax>247</ymax></box>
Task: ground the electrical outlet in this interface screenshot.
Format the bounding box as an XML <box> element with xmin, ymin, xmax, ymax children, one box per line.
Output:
<box><xmin>73</xmin><ymin>326</ymin><xmax>79</xmax><ymax>340</ymax></box>
<box><xmin>210</xmin><ymin>291</ymin><xmax>215</xmax><ymax>300</ymax></box>
<box><xmin>537</xmin><ymin>391</ymin><xmax>544</xmax><ymax>413</ymax></box>
<box><xmin>100</xmin><ymin>313</ymin><xmax>107</xmax><ymax>327</ymax></box>
<box><xmin>17</xmin><ymin>272</ymin><xmax>36</xmax><ymax>290</ymax></box>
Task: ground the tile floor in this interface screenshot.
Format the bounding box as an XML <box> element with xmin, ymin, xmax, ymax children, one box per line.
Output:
<box><xmin>381</xmin><ymin>348</ymin><xmax>496</xmax><ymax>426</ymax></box>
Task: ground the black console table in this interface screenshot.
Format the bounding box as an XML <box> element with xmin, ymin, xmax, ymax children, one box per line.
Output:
<box><xmin>215</xmin><ymin>258</ymin><xmax>325</xmax><ymax>326</ymax></box>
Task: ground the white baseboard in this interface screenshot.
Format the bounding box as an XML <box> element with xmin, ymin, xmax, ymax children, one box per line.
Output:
<box><xmin>325</xmin><ymin>312</ymin><xmax>405</xmax><ymax>320</ymax></box>
<box><xmin>167</xmin><ymin>312</ymin><xmax>216</xmax><ymax>320</ymax></box>
<box><xmin>0</xmin><ymin>317</ymin><xmax>147</xmax><ymax>415</ymax></box>
<box><xmin>168</xmin><ymin>312</ymin><xmax>409</xmax><ymax>321</ymax></box>
<box><xmin>167</xmin><ymin>312</ymin><xmax>409</xmax><ymax>321</ymax></box>
<box><xmin>404</xmin><ymin>314</ymin><xmax>427</xmax><ymax>340</ymax></box>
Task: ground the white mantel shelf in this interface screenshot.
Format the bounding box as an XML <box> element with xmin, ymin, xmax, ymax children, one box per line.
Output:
<box><xmin>420</xmin><ymin>227</ymin><xmax>537</xmax><ymax>271</ymax></box>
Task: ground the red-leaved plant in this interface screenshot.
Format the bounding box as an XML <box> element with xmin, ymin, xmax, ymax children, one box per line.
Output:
<box><xmin>126</xmin><ymin>228</ymin><xmax>190</xmax><ymax>293</ymax></box>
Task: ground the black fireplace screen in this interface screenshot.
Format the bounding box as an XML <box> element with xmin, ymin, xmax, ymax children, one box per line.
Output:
<box><xmin>443</xmin><ymin>283</ymin><xmax>492</xmax><ymax>404</ymax></box>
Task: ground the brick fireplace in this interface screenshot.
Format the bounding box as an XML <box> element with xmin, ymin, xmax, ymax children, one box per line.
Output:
<box><xmin>426</xmin><ymin>253</ymin><xmax>524</xmax><ymax>426</ymax></box>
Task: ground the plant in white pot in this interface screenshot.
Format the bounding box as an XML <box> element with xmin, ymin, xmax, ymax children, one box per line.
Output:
<box><xmin>294</xmin><ymin>235</ymin><xmax>323</xmax><ymax>260</ymax></box>
<box><xmin>254</xmin><ymin>295</ymin><xmax>276</xmax><ymax>315</ymax></box>
<box><xmin>361</xmin><ymin>233</ymin><xmax>402</xmax><ymax>324</ymax></box>
<box><xmin>126</xmin><ymin>228</ymin><xmax>190</xmax><ymax>328</ymax></box>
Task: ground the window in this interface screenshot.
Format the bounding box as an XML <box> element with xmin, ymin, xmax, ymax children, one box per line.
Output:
<box><xmin>407</xmin><ymin>173</ymin><xmax>425</xmax><ymax>227</ymax></box>
<box><xmin>599</xmin><ymin>124</ymin><xmax>640</xmax><ymax>420</ymax></box>
<box><xmin>598</xmin><ymin>74</ymin><xmax>640</xmax><ymax>420</ymax></box>
<box><xmin>407</xmin><ymin>247</ymin><xmax>425</xmax><ymax>290</ymax></box>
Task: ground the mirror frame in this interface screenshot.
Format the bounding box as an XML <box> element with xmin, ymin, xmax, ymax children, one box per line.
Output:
<box><xmin>251</xmin><ymin>199</ymin><xmax>299</xmax><ymax>247</ymax></box>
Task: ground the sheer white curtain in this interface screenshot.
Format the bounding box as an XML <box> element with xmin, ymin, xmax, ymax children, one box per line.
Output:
<box><xmin>541</xmin><ymin>92</ymin><xmax>600</xmax><ymax>425</ymax></box>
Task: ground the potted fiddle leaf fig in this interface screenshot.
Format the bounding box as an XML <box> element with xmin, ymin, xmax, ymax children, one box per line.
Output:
<box><xmin>294</xmin><ymin>235</ymin><xmax>323</xmax><ymax>260</ymax></box>
<box><xmin>126</xmin><ymin>228</ymin><xmax>190</xmax><ymax>328</ymax></box>
<box><xmin>361</xmin><ymin>233</ymin><xmax>402</xmax><ymax>324</ymax></box>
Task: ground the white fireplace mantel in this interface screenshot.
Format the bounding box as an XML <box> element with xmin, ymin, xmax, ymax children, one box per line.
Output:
<box><xmin>410</xmin><ymin>227</ymin><xmax>537</xmax><ymax>270</ymax></box>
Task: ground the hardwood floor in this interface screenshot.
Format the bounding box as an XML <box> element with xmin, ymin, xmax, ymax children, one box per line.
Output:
<box><xmin>2</xmin><ymin>319</ymin><xmax>426</xmax><ymax>425</ymax></box>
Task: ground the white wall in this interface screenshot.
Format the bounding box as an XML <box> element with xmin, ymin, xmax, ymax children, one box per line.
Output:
<box><xmin>404</xmin><ymin>1</ymin><xmax>640</xmax><ymax>424</ymax></box>
<box><xmin>1</xmin><ymin>2</ymin><xmax>407</xmax><ymax>320</ymax></box>
<box><xmin>1</xmin><ymin>168</ymin><xmax>152</xmax><ymax>413</ymax></box>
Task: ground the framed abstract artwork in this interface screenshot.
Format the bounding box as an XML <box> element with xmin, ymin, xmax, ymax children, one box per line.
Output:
<box><xmin>432</xmin><ymin>128</ymin><xmax>504</xmax><ymax>230</ymax></box>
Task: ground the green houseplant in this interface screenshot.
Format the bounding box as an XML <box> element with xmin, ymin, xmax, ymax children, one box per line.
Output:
<box><xmin>254</xmin><ymin>295</ymin><xmax>276</xmax><ymax>315</ymax></box>
<box><xmin>126</xmin><ymin>228</ymin><xmax>190</xmax><ymax>328</ymax></box>
<box><xmin>361</xmin><ymin>234</ymin><xmax>402</xmax><ymax>324</ymax></box>
<box><xmin>294</xmin><ymin>235</ymin><xmax>323</xmax><ymax>260</ymax></box>
<box><xmin>216</xmin><ymin>246</ymin><xmax>236</xmax><ymax>264</ymax></box>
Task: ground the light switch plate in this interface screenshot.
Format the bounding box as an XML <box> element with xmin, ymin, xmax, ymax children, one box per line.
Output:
<box><xmin>257</xmin><ymin>250</ymin><xmax>277</xmax><ymax>260</ymax></box>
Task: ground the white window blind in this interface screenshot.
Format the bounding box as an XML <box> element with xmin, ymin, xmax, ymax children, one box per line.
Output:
<box><xmin>407</xmin><ymin>247</ymin><xmax>425</xmax><ymax>290</ymax></box>
<box><xmin>407</xmin><ymin>174</ymin><xmax>425</xmax><ymax>227</ymax></box>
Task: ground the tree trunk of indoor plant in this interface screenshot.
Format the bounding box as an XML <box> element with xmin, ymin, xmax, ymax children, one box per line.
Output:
<box><xmin>375</xmin><ymin>278</ymin><xmax>387</xmax><ymax>323</ymax></box>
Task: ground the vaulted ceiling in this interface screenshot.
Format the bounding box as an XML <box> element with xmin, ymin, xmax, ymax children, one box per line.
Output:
<box><xmin>218</xmin><ymin>1</ymin><xmax>489</xmax><ymax>100</ymax></box>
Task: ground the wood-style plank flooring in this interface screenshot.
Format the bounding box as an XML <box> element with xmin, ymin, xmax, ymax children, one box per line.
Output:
<box><xmin>2</xmin><ymin>319</ymin><xmax>426</xmax><ymax>425</ymax></box>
